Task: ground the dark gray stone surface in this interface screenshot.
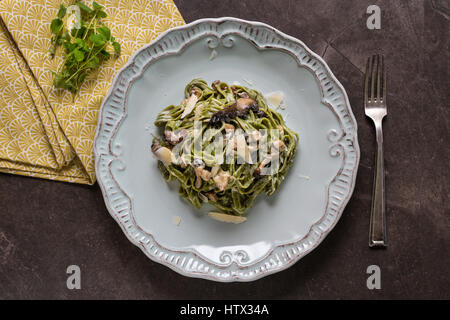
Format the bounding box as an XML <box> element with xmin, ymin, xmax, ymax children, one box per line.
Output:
<box><xmin>0</xmin><ymin>0</ymin><xmax>448</xmax><ymax>299</ymax></box>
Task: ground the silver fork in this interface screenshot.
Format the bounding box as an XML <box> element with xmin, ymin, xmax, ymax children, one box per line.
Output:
<box><xmin>364</xmin><ymin>54</ymin><xmax>387</xmax><ymax>248</ymax></box>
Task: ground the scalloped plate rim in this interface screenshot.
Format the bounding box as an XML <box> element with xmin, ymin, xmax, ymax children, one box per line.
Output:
<box><xmin>94</xmin><ymin>17</ymin><xmax>360</xmax><ymax>282</ymax></box>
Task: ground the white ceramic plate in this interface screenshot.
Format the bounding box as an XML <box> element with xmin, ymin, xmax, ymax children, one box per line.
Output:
<box><xmin>94</xmin><ymin>18</ymin><xmax>359</xmax><ymax>282</ymax></box>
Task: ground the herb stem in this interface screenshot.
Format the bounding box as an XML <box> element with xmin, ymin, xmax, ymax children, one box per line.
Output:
<box><xmin>83</xmin><ymin>13</ymin><xmax>97</xmax><ymax>41</ymax></box>
<box><xmin>50</xmin><ymin>2</ymin><xmax>118</xmax><ymax>93</ymax></box>
<box><xmin>64</xmin><ymin>42</ymin><xmax>107</xmax><ymax>83</ymax></box>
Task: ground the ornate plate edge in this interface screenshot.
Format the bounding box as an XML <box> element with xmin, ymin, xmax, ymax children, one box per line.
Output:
<box><xmin>94</xmin><ymin>17</ymin><xmax>360</xmax><ymax>282</ymax></box>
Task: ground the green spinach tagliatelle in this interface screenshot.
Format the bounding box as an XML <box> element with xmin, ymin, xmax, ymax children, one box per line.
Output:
<box><xmin>152</xmin><ymin>79</ymin><xmax>299</xmax><ymax>216</ymax></box>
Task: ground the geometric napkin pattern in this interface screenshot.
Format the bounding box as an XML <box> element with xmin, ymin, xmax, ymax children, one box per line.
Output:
<box><xmin>0</xmin><ymin>0</ymin><xmax>184</xmax><ymax>184</ymax></box>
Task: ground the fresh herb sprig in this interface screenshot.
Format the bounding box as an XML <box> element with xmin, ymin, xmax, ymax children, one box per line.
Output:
<box><xmin>50</xmin><ymin>1</ymin><xmax>120</xmax><ymax>94</ymax></box>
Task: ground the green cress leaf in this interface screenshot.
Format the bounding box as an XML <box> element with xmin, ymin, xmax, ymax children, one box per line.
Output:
<box><xmin>76</xmin><ymin>39</ymin><xmax>89</xmax><ymax>52</ymax></box>
<box><xmin>50</xmin><ymin>1</ymin><xmax>120</xmax><ymax>93</ymax></box>
<box><xmin>87</xmin><ymin>55</ymin><xmax>99</xmax><ymax>68</ymax></box>
<box><xmin>57</xmin><ymin>4</ymin><xmax>67</xmax><ymax>19</ymax></box>
<box><xmin>99</xmin><ymin>49</ymin><xmax>110</xmax><ymax>58</ymax></box>
<box><xmin>53</xmin><ymin>74</ymin><xmax>65</xmax><ymax>88</ymax></box>
<box><xmin>62</xmin><ymin>41</ymin><xmax>71</xmax><ymax>51</ymax></box>
<box><xmin>72</xmin><ymin>25</ymin><xmax>87</xmax><ymax>38</ymax></box>
<box><xmin>70</xmin><ymin>27</ymin><xmax>78</xmax><ymax>37</ymax></box>
<box><xmin>50</xmin><ymin>18</ymin><xmax>63</xmax><ymax>34</ymax></box>
<box><xmin>92</xmin><ymin>1</ymin><xmax>103</xmax><ymax>10</ymax></box>
<box><xmin>112</xmin><ymin>41</ymin><xmax>120</xmax><ymax>55</ymax></box>
<box><xmin>64</xmin><ymin>41</ymin><xmax>77</xmax><ymax>53</ymax></box>
<box><xmin>97</xmin><ymin>26</ymin><xmax>111</xmax><ymax>40</ymax></box>
<box><xmin>55</xmin><ymin>34</ymin><xmax>63</xmax><ymax>45</ymax></box>
<box><xmin>68</xmin><ymin>83</ymin><xmax>77</xmax><ymax>93</ymax></box>
<box><xmin>61</xmin><ymin>30</ymin><xmax>71</xmax><ymax>42</ymax></box>
<box><xmin>89</xmin><ymin>33</ymin><xmax>106</xmax><ymax>46</ymax></box>
<box><xmin>78</xmin><ymin>72</ymin><xmax>87</xmax><ymax>84</ymax></box>
<box><xmin>74</xmin><ymin>38</ymin><xmax>86</xmax><ymax>47</ymax></box>
<box><xmin>97</xmin><ymin>10</ymin><xmax>107</xmax><ymax>18</ymax></box>
<box><xmin>76</xmin><ymin>2</ymin><xmax>94</xmax><ymax>14</ymax></box>
<box><xmin>73</xmin><ymin>49</ymin><xmax>84</xmax><ymax>62</ymax></box>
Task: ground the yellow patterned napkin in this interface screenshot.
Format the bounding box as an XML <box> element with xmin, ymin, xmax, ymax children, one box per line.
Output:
<box><xmin>0</xmin><ymin>0</ymin><xmax>184</xmax><ymax>184</ymax></box>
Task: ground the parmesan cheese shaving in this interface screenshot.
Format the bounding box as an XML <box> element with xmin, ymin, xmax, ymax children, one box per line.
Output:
<box><xmin>172</xmin><ymin>216</ymin><xmax>181</xmax><ymax>226</ymax></box>
<box><xmin>180</xmin><ymin>94</ymin><xmax>199</xmax><ymax>119</ymax></box>
<box><xmin>153</xmin><ymin>146</ymin><xmax>175</xmax><ymax>165</ymax></box>
<box><xmin>265</xmin><ymin>91</ymin><xmax>284</xmax><ymax>109</ymax></box>
<box><xmin>209</xmin><ymin>49</ymin><xmax>217</xmax><ymax>61</ymax></box>
<box><xmin>208</xmin><ymin>212</ymin><xmax>247</xmax><ymax>224</ymax></box>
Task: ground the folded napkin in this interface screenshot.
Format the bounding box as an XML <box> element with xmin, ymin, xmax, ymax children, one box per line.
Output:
<box><xmin>0</xmin><ymin>0</ymin><xmax>184</xmax><ymax>184</ymax></box>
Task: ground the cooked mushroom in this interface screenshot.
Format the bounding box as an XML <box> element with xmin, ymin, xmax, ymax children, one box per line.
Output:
<box><xmin>192</xmin><ymin>158</ymin><xmax>213</xmax><ymax>188</ymax></box>
<box><xmin>194</xmin><ymin>166</ymin><xmax>203</xmax><ymax>176</ymax></box>
<box><xmin>206</xmin><ymin>192</ymin><xmax>218</xmax><ymax>202</ymax></box>
<box><xmin>253</xmin><ymin>141</ymin><xmax>285</xmax><ymax>178</ymax></box>
<box><xmin>164</xmin><ymin>129</ymin><xmax>187</xmax><ymax>145</ymax></box>
<box><xmin>256</xmin><ymin>110</ymin><xmax>267</xmax><ymax>118</ymax></box>
<box><xmin>277</xmin><ymin>125</ymin><xmax>284</xmax><ymax>136</ymax></box>
<box><xmin>200</xmin><ymin>168</ymin><xmax>212</xmax><ymax>181</ymax></box>
<box><xmin>151</xmin><ymin>141</ymin><xmax>175</xmax><ymax>165</ymax></box>
<box><xmin>212</xmin><ymin>80</ymin><xmax>221</xmax><ymax>90</ymax></box>
<box><xmin>229</xmin><ymin>86</ymin><xmax>249</xmax><ymax>98</ymax></box>
<box><xmin>248</xmin><ymin>130</ymin><xmax>261</xmax><ymax>142</ymax></box>
<box><xmin>271</xmin><ymin>139</ymin><xmax>286</xmax><ymax>153</ymax></box>
<box><xmin>210</xmin><ymin>98</ymin><xmax>259</xmax><ymax>125</ymax></box>
<box><xmin>213</xmin><ymin>170</ymin><xmax>231</xmax><ymax>191</ymax></box>
<box><xmin>193</xmin><ymin>158</ymin><xmax>205</xmax><ymax>188</ymax></box>
<box><xmin>253</xmin><ymin>167</ymin><xmax>262</xmax><ymax>179</ymax></box>
<box><xmin>253</xmin><ymin>155</ymin><xmax>272</xmax><ymax>179</ymax></box>
<box><xmin>211</xmin><ymin>164</ymin><xmax>221</xmax><ymax>177</ymax></box>
<box><xmin>190</xmin><ymin>86</ymin><xmax>202</xmax><ymax>98</ymax></box>
<box><xmin>195</xmin><ymin>176</ymin><xmax>202</xmax><ymax>189</ymax></box>
<box><xmin>178</xmin><ymin>155</ymin><xmax>188</xmax><ymax>168</ymax></box>
<box><xmin>193</xmin><ymin>158</ymin><xmax>205</xmax><ymax>168</ymax></box>
<box><xmin>258</xmin><ymin>156</ymin><xmax>272</xmax><ymax>171</ymax></box>
<box><xmin>199</xmin><ymin>193</ymin><xmax>209</xmax><ymax>203</ymax></box>
<box><xmin>223</xmin><ymin>123</ymin><xmax>235</xmax><ymax>131</ymax></box>
<box><xmin>237</xmin><ymin>91</ymin><xmax>250</xmax><ymax>99</ymax></box>
<box><xmin>151</xmin><ymin>140</ymin><xmax>162</xmax><ymax>153</ymax></box>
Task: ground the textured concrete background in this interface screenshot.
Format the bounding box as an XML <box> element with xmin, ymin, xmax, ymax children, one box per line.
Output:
<box><xmin>0</xmin><ymin>0</ymin><xmax>448</xmax><ymax>299</ymax></box>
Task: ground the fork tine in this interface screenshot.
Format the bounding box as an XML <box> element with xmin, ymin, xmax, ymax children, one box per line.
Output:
<box><xmin>376</xmin><ymin>55</ymin><xmax>381</xmax><ymax>102</ymax></box>
<box><xmin>370</xmin><ymin>55</ymin><xmax>376</xmax><ymax>102</ymax></box>
<box><xmin>364</xmin><ymin>56</ymin><xmax>371</xmax><ymax>104</ymax></box>
<box><xmin>382</xmin><ymin>55</ymin><xmax>386</xmax><ymax>102</ymax></box>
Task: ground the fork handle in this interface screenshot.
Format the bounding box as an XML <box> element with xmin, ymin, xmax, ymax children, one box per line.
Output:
<box><xmin>369</xmin><ymin>121</ymin><xmax>387</xmax><ymax>247</ymax></box>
